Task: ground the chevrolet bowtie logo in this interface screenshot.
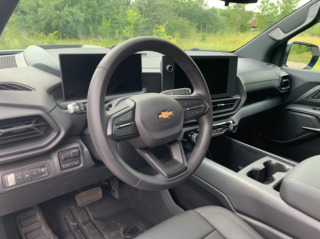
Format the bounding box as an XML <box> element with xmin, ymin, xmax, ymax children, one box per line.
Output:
<box><xmin>157</xmin><ymin>110</ymin><xmax>173</xmax><ymax>119</ymax></box>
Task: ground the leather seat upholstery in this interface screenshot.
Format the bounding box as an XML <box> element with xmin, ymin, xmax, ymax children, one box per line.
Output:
<box><xmin>136</xmin><ymin>206</ymin><xmax>263</xmax><ymax>239</ymax></box>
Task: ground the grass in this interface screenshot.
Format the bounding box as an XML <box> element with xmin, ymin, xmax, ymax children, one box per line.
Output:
<box><xmin>0</xmin><ymin>26</ymin><xmax>259</xmax><ymax>51</ymax></box>
<box><xmin>0</xmin><ymin>34</ymin><xmax>119</xmax><ymax>50</ymax></box>
<box><xmin>1</xmin><ymin>27</ymin><xmax>320</xmax><ymax>71</ymax></box>
<box><xmin>175</xmin><ymin>32</ymin><xmax>258</xmax><ymax>51</ymax></box>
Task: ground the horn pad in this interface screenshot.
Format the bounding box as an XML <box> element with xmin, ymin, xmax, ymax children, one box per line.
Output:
<box><xmin>130</xmin><ymin>93</ymin><xmax>184</xmax><ymax>148</ymax></box>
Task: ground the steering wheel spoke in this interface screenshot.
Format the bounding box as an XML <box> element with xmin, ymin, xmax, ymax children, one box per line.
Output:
<box><xmin>172</xmin><ymin>95</ymin><xmax>210</xmax><ymax>122</ymax></box>
<box><xmin>136</xmin><ymin>141</ymin><xmax>188</xmax><ymax>178</ymax></box>
<box><xmin>105</xmin><ymin>99</ymin><xmax>139</xmax><ymax>141</ymax></box>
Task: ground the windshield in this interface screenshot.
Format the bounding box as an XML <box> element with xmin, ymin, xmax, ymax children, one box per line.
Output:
<box><xmin>0</xmin><ymin>0</ymin><xmax>310</xmax><ymax>51</ymax></box>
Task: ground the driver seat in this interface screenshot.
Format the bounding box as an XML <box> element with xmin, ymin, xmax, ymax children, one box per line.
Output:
<box><xmin>136</xmin><ymin>206</ymin><xmax>263</xmax><ymax>239</ymax></box>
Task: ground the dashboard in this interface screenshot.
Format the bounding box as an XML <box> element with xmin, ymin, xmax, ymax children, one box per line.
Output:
<box><xmin>0</xmin><ymin>44</ymin><xmax>290</xmax><ymax>215</ymax></box>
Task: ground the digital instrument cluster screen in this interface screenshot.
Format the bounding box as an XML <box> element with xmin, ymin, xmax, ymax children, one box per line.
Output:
<box><xmin>60</xmin><ymin>54</ymin><xmax>142</xmax><ymax>100</ymax></box>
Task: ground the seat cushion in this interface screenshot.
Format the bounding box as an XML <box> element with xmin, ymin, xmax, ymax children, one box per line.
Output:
<box><xmin>136</xmin><ymin>206</ymin><xmax>263</xmax><ymax>239</ymax></box>
<box><xmin>280</xmin><ymin>155</ymin><xmax>320</xmax><ymax>221</ymax></box>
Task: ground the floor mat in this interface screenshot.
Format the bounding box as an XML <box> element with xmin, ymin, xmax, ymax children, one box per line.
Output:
<box><xmin>15</xmin><ymin>206</ymin><xmax>58</xmax><ymax>239</ymax></box>
<box><xmin>40</xmin><ymin>183</ymin><xmax>182</xmax><ymax>239</ymax></box>
<box><xmin>41</xmin><ymin>187</ymin><xmax>153</xmax><ymax>239</ymax></box>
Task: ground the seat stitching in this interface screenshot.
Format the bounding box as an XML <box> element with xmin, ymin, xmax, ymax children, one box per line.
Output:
<box><xmin>202</xmin><ymin>229</ymin><xmax>216</xmax><ymax>239</ymax></box>
<box><xmin>198</xmin><ymin>208</ymin><xmax>259</xmax><ymax>238</ymax></box>
<box><xmin>196</xmin><ymin>208</ymin><xmax>260</xmax><ymax>239</ymax></box>
<box><xmin>203</xmin><ymin>230</ymin><xmax>226</xmax><ymax>239</ymax></box>
<box><xmin>197</xmin><ymin>207</ymin><xmax>253</xmax><ymax>232</ymax></box>
<box><xmin>195</xmin><ymin>208</ymin><xmax>261</xmax><ymax>239</ymax></box>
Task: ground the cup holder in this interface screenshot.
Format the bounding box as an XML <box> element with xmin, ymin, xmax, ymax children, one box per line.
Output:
<box><xmin>247</xmin><ymin>160</ymin><xmax>289</xmax><ymax>184</ymax></box>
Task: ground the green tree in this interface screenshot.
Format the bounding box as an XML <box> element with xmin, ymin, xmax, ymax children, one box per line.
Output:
<box><xmin>122</xmin><ymin>8</ymin><xmax>141</xmax><ymax>39</ymax></box>
<box><xmin>153</xmin><ymin>22</ymin><xmax>174</xmax><ymax>41</ymax></box>
<box><xmin>258</xmin><ymin>0</ymin><xmax>299</xmax><ymax>30</ymax></box>
<box><xmin>257</xmin><ymin>0</ymin><xmax>279</xmax><ymax>30</ymax></box>
<box><xmin>277</xmin><ymin>0</ymin><xmax>299</xmax><ymax>19</ymax></box>
<box><xmin>133</xmin><ymin>0</ymin><xmax>175</xmax><ymax>35</ymax></box>
<box><xmin>15</xmin><ymin>0</ymin><xmax>131</xmax><ymax>39</ymax></box>
<box><xmin>220</xmin><ymin>4</ymin><xmax>253</xmax><ymax>35</ymax></box>
<box><xmin>166</xmin><ymin>16</ymin><xmax>195</xmax><ymax>38</ymax></box>
<box><xmin>175</xmin><ymin>0</ymin><xmax>223</xmax><ymax>34</ymax></box>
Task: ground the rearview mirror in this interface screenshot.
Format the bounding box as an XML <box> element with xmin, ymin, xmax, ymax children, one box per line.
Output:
<box><xmin>284</xmin><ymin>41</ymin><xmax>320</xmax><ymax>70</ymax></box>
<box><xmin>221</xmin><ymin>0</ymin><xmax>258</xmax><ymax>6</ymax></box>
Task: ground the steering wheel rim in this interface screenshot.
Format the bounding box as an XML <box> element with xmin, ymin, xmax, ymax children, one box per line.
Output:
<box><xmin>87</xmin><ymin>36</ymin><xmax>213</xmax><ymax>190</ymax></box>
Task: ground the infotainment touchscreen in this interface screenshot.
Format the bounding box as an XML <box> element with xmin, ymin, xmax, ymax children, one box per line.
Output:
<box><xmin>162</xmin><ymin>55</ymin><xmax>238</xmax><ymax>99</ymax></box>
<box><xmin>60</xmin><ymin>54</ymin><xmax>142</xmax><ymax>100</ymax></box>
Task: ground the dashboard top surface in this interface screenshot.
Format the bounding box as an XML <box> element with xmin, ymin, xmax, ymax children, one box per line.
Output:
<box><xmin>0</xmin><ymin>45</ymin><xmax>286</xmax><ymax>97</ymax></box>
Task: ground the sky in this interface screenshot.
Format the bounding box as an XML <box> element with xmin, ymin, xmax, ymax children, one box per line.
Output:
<box><xmin>207</xmin><ymin>0</ymin><xmax>311</xmax><ymax>11</ymax></box>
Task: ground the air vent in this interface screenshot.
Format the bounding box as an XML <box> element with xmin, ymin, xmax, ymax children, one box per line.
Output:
<box><xmin>279</xmin><ymin>75</ymin><xmax>290</xmax><ymax>92</ymax></box>
<box><xmin>212</xmin><ymin>99</ymin><xmax>238</xmax><ymax>112</ymax></box>
<box><xmin>0</xmin><ymin>116</ymin><xmax>50</xmax><ymax>145</ymax></box>
<box><xmin>0</xmin><ymin>55</ymin><xmax>18</xmax><ymax>69</ymax></box>
<box><xmin>0</xmin><ymin>82</ymin><xmax>34</xmax><ymax>91</ymax></box>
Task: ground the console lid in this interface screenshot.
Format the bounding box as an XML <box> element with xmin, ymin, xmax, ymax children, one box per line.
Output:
<box><xmin>280</xmin><ymin>156</ymin><xmax>320</xmax><ymax>221</ymax></box>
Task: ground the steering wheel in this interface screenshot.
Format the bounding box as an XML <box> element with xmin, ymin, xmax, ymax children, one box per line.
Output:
<box><xmin>87</xmin><ymin>37</ymin><xmax>213</xmax><ymax>190</ymax></box>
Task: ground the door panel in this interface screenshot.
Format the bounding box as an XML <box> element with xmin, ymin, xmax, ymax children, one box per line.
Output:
<box><xmin>282</xmin><ymin>66</ymin><xmax>320</xmax><ymax>103</ymax></box>
<box><xmin>234</xmin><ymin>65</ymin><xmax>320</xmax><ymax>162</ymax></box>
<box><xmin>251</xmin><ymin>67</ymin><xmax>320</xmax><ymax>162</ymax></box>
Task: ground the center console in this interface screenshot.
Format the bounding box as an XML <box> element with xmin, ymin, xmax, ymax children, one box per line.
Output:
<box><xmin>191</xmin><ymin>136</ymin><xmax>320</xmax><ymax>239</ymax></box>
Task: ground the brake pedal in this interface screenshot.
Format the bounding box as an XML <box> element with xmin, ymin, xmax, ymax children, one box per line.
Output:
<box><xmin>75</xmin><ymin>187</ymin><xmax>103</xmax><ymax>207</ymax></box>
